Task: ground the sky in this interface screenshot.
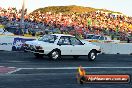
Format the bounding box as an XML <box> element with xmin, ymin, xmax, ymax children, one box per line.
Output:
<box><xmin>0</xmin><ymin>0</ymin><xmax>132</xmax><ymax>16</ymax></box>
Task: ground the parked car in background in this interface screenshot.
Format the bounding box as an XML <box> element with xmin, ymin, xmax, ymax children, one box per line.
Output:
<box><xmin>24</xmin><ymin>34</ymin><xmax>101</xmax><ymax>61</ymax></box>
<box><xmin>5</xmin><ymin>27</ymin><xmax>23</xmax><ymax>35</ymax></box>
<box><xmin>85</xmin><ymin>34</ymin><xmax>95</xmax><ymax>40</ymax></box>
<box><xmin>85</xmin><ymin>34</ymin><xmax>120</xmax><ymax>43</ymax></box>
<box><xmin>0</xmin><ymin>28</ymin><xmax>14</xmax><ymax>35</ymax></box>
<box><xmin>125</xmin><ymin>36</ymin><xmax>132</xmax><ymax>43</ymax></box>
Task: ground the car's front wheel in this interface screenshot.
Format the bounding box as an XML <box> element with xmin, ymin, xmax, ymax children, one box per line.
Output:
<box><xmin>88</xmin><ymin>50</ymin><xmax>97</xmax><ymax>61</ymax></box>
<box><xmin>49</xmin><ymin>50</ymin><xmax>61</xmax><ymax>60</ymax></box>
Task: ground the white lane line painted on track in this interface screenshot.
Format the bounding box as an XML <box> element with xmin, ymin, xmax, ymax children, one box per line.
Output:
<box><xmin>19</xmin><ymin>67</ymin><xmax>132</xmax><ymax>70</ymax></box>
<box><xmin>7</xmin><ymin>68</ymin><xmax>22</xmax><ymax>74</ymax></box>
<box><xmin>6</xmin><ymin>67</ymin><xmax>132</xmax><ymax>74</ymax></box>
<box><xmin>8</xmin><ymin>67</ymin><xmax>16</xmax><ymax>69</ymax></box>
<box><xmin>0</xmin><ymin>66</ymin><xmax>4</xmax><ymax>67</ymax></box>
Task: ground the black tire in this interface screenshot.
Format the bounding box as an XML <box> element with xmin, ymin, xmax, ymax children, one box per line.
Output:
<box><xmin>34</xmin><ymin>53</ymin><xmax>44</xmax><ymax>58</ymax></box>
<box><xmin>49</xmin><ymin>50</ymin><xmax>61</xmax><ymax>60</ymax></box>
<box><xmin>73</xmin><ymin>55</ymin><xmax>79</xmax><ymax>59</ymax></box>
<box><xmin>88</xmin><ymin>50</ymin><xmax>97</xmax><ymax>61</ymax></box>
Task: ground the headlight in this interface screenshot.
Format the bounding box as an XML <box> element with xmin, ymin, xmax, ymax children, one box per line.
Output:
<box><xmin>23</xmin><ymin>43</ymin><xmax>28</xmax><ymax>47</ymax></box>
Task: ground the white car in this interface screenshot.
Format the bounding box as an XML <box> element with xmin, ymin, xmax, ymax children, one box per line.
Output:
<box><xmin>24</xmin><ymin>34</ymin><xmax>101</xmax><ymax>61</ymax></box>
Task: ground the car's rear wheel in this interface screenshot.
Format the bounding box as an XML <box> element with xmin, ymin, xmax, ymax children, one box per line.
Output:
<box><xmin>88</xmin><ymin>50</ymin><xmax>97</xmax><ymax>61</ymax></box>
<box><xmin>34</xmin><ymin>53</ymin><xmax>44</xmax><ymax>58</ymax></box>
<box><xmin>49</xmin><ymin>50</ymin><xmax>61</xmax><ymax>60</ymax></box>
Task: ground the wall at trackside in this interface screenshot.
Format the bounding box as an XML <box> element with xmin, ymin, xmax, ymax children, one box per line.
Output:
<box><xmin>0</xmin><ymin>36</ymin><xmax>14</xmax><ymax>51</ymax></box>
<box><xmin>0</xmin><ymin>35</ymin><xmax>35</xmax><ymax>51</ymax></box>
<box><xmin>0</xmin><ymin>36</ymin><xmax>132</xmax><ymax>54</ymax></box>
<box><xmin>93</xmin><ymin>43</ymin><xmax>132</xmax><ymax>54</ymax></box>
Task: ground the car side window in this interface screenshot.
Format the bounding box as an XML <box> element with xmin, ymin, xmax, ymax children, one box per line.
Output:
<box><xmin>70</xmin><ymin>37</ymin><xmax>83</xmax><ymax>45</ymax></box>
<box><xmin>58</xmin><ymin>36</ymin><xmax>70</xmax><ymax>45</ymax></box>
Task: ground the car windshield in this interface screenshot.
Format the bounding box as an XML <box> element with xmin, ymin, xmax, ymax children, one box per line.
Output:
<box><xmin>38</xmin><ymin>35</ymin><xmax>57</xmax><ymax>43</ymax></box>
<box><xmin>92</xmin><ymin>35</ymin><xmax>100</xmax><ymax>39</ymax></box>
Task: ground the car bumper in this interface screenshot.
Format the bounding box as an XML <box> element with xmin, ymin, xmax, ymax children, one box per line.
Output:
<box><xmin>24</xmin><ymin>47</ymin><xmax>44</xmax><ymax>54</ymax></box>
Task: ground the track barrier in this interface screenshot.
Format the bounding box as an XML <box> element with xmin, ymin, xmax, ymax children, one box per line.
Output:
<box><xmin>0</xmin><ymin>35</ymin><xmax>132</xmax><ymax>54</ymax></box>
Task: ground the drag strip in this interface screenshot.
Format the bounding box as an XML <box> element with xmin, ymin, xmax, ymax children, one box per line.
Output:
<box><xmin>0</xmin><ymin>68</ymin><xmax>132</xmax><ymax>88</ymax></box>
<box><xmin>0</xmin><ymin>51</ymin><xmax>132</xmax><ymax>88</ymax></box>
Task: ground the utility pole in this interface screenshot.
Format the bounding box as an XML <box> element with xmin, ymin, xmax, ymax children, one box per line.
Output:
<box><xmin>20</xmin><ymin>0</ymin><xmax>25</xmax><ymax>35</ymax></box>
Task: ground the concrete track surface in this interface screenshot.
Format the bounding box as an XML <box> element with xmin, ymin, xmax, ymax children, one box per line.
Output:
<box><xmin>0</xmin><ymin>51</ymin><xmax>132</xmax><ymax>88</ymax></box>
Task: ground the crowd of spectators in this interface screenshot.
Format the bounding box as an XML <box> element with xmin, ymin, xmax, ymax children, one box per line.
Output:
<box><xmin>0</xmin><ymin>7</ymin><xmax>132</xmax><ymax>40</ymax></box>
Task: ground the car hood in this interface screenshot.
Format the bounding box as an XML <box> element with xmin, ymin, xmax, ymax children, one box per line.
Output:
<box><xmin>25</xmin><ymin>40</ymin><xmax>53</xmax><ymax>46</ymax></box>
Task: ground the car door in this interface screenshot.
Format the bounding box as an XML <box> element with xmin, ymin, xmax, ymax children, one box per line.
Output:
<box><xmin>69</xmin><ymin>37</ymin><xmax>88</xmax><ymax>55</ymax></box>
<box><xmin>57</xmin><ymin>36</ymin><xmax>73</xmax><ymax>55</ymax></box>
